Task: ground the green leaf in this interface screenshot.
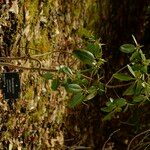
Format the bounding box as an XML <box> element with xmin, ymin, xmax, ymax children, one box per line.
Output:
<box><xmin>133</xmin><ymin>95</ymin><xmax>147</xmax><ymax>102</ymax></box>
<box><xmin>140</xmin><ymin>66</ymin><xmax>147</xmax><ymax>73</ymax></box>
<box><xmin>102</xmin><ymin>113</ymin><xmax>113</xmax><ymax>121</ymax></box>
<box><xmin>115</xmin><ymin>107</ymin><xmax>122</xmax><ymax>112</ymax></box>
<box><xmin>68</xmin><ymin>93</ymin><xmax>85</xmax><ymax>108</ymax></box>
<box><xmin>88</xmin><ymin>86</ymin><xmax>97</xmax><ymax>93</ymax></box>
<box><xmin>114</xmin><ymin>98</ymin><xmax>127</xmax><ymax>107</ymax></box>
<box><xmin>139</xmin><ymin>49</ymin><xmax>146</xmax><ymax>61</ymax></box>
<box><xmin>106</xmin><ymin>100</ymin><xmax>114</xmax><ymax>107</ymax></box>
<box><xmin>113</xmin><ymin>73</ymin><xmax>134</xmax><ymax>81</ymax></box>
<box><xmin>86</xmin><ymin>92</ymin><xmax>97</xmax><ymax>101</ymax></box>
<box><xmin>101</xmin><ymin>105</ymin><xmax>115</xmax><ymax>113</ymax></box>
<box><xmin>120</xmin><ymin>44</ymin><xmax>136</xmax><ymax>53</ymax></box>
<box><xmin>51</xmin><ymin>78</ymin><xmax>59</xmax><ymax>91</ymax></box>
<box><xmin>130</xmin><ymin>51</ymin><xmax>140</xmax><ymax>61</ymax></box>
<box><xmin>127</xmin><ymin>65</ymin><xmax>135</xmax><ymax>77</ymax></box>
<box><xmin>143</xmin><ymin>59</ymin><xmax>150</xmax><ymax>66</ymax></box>
<box><xmin>67</xmin><ymin>84</ymin><xmax>82</xmax><ymax>93</ymax></box>
<box><xmin>85</xmin><ymin>86</ymin><xmax>97</xmax><ymax>101</ymax></box>
<box><xmin>60</xmin><ymin>65</ymin><xmax>73</xmax><ymax>76</ymax></box>
<box><xmin>81</xmin><ymin>78</ymin><xmax>89</xmax><ymax>86</ymax></box>
<box><xmin>87</xmin><ymin>43</ymin><xmax>102</xmax><ymax>56</ymax></box>
<box><xmin>42</xmin><ymin>72</ymin><xmax>53</xmax><ymax>80</ymax></box>
<box><xmin>73</xmin><ymin>49</ymin><xmax>96</xmax><ymax>65</ymax></box>
<box><xmin>78</xmin><ymin>28</ymin><xmax>94</xmax><ymax>40</ymax></box>
<box><xmin>134</xmin><ymin>71</ymin><xmax>142</xmax><ymax>78</ymax></box>
<box><xmin>135</xmin><ymin>80</ymin><xmax>143</xmax><ymax>95</ymax></box>
<box><xmin>97</xmin><ymin>82</ymin><xmax>105</xmax><ymax>95</ymax></box>
<box><xmin>123</xmin><ymin>83</ymin><xmax>135</xmax><ymax>95</ymax></box>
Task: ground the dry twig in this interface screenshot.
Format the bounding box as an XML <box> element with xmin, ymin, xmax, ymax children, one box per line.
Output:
<box><xmin>127</xmin><ymin>129</ymin><xmax>150</xmax><ymax>150</ymax></box>
<box><xmin>102</xmin><ymin>129</ymin><xmax>120</xmax><ymax>150</ymax></box>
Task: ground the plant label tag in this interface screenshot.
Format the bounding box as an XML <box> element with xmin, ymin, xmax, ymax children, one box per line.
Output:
<box><xmin>1</xmin><ymin>72</ymin><xmax>20</xmax><ymax>100</ymax></box>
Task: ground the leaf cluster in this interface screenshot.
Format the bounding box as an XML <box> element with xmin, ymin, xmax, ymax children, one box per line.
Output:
<box><xmin>42</xmin><ymin>34</ymin><xmax>150</xmax><ymax>121</ymax></box>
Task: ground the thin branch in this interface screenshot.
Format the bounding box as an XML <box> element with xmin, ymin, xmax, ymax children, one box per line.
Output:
<box><xmin>105</xmin><ymin>82</ymin><xmax>132</xmax><ymax>88</ymax></box>
<box><xmin>136</xmin><ymin>142</ymin><xmax>150</xmax><ymax>150</ymax></box>
<box><xmin>81</xmin><ymin>74</ymin><xmax>93</xmax><ymax>80</ymax></box>
<box><xmin>127</xmin><ymin>129</ymin><xmax>150</xmax><ymax>150</ymax></box>
<box><xmin>102</xmin><ymin>129</ymin><xmax>120</xmax><ymax>150</ymax></box>
<box><xmin>0</xmin><ymin>62</ymin><xmax>57</xmax><ymax>72</ymax></box>
<box><xmin>0</xmin><ymin>56</ymin><xmax>27</xmax><ymax>61</ymax></box>
<box><xmin>106</xmin><ymin>65</ymin><xmax>128</xmax><ymax>86</ymax></box>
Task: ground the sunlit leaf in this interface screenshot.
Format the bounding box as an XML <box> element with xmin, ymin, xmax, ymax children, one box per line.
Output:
<box><xmin>120</xmin><ymin>44</ymin><xmax>136</xmax><ymax>53</ymax></box>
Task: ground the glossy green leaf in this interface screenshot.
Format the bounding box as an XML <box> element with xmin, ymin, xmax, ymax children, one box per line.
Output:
<box><xmin>113</xmin><ymin>73</ymin><xmax>134</xmax><ymax>81</ymax></box>
<box><xmin>42</xmin><ymin>72</ymin><xmax>53</xmax><ymax>80</ymax></box>
<box><xmin>51</xmin><ymin>78</ymin><xmax>59</xmax><ymax>91</ymax></box>
<box><xmin>67</xmin><ymin>84</ymin><xmax>82</xmax><ymax>93</ymax></box>
<box><xmin>68</xmin><ymin>93</ymin><xmax>85</xmax><ymax>108</ymax></box>
<box><xmin>120</xmin><ymin>44</ymin><xmax>136</xmax><ymax>53</ymax></box>
<box><xmin>73</xmin><ymin>49</ymin><xmax>96</xmax><ymax>65</ymax></box>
